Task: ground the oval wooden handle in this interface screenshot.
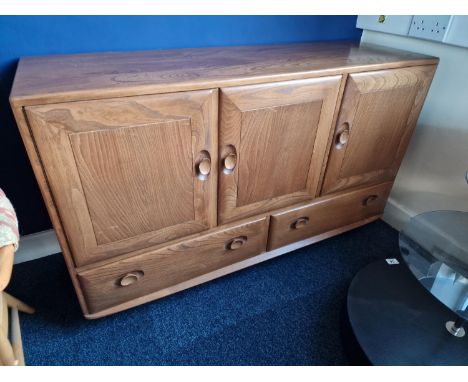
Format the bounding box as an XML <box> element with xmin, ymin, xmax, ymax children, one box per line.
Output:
<box><xmin>292</xmin><ymin>217</ymin><xmax>309</xmax><ymax>230</ymax></box>
<box><xmin>337</xmin><ymin>129</ymin><xmax>350</xmax><ymax>146</ymax></box>
<box><xmin>363</xmin><ymin>195</ymin><xmax>379</xmax><ymax>206</ymax></box>
<box><xmin>198</xmin><ymin>158</ymin><xmax>211</xmax><ymax>176</ymax></box>
<box><xmin>227</xmin><ymin>236</ymin><xmax>247</xmax><ymax>250</ymax></box>
<box><xmin>119</xmin><ymin>273</ymin><xmax>140</xmax><ymax>287</ymax></box>
<box><xmin>223</xmin><ymin>153</ymin><xmax>237</xmax><ymax>171</ymax></box>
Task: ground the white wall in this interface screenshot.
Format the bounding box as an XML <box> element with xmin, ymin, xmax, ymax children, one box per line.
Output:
<box><xmin>361</xmin><ymin>30</ymin><xmax>468</xmax><ymax>230</ymax></box>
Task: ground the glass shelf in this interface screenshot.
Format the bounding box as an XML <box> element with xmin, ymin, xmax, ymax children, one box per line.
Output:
<box><xmin>399</xmin><ymin>210</ymin><xmax>468</xmax><ymax>334</ymax></box>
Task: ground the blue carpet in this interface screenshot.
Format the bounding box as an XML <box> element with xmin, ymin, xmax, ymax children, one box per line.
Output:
<box><xmin>6</xmin><ymin>220</ymin><xmax>398</xmax><ymax>365</ymax></box>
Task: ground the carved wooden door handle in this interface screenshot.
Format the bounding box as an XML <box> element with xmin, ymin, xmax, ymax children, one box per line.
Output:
<box><xmin>336</xmin><ymin>122</ymin><xmax>350</xmax><ymax>148</ymax></box>
<box><xmin>223</xmin><ymin>153</ymin><xmax>237</xmax><ymax>172</ymax></box>
<box><xmin>196</xmin><ymin>150</ymin><xmax>212</xmax><ymax>181</ymax></box>
<box><xmin>198</xmin><ymin>158</ymin><xmax>211</xmax><ymax>176</ymax></box>
<box><xmin>337</xmin><ymin>130</ymin><xmax>349</xmax><ymax>145</ymax></box>
<box><xmin>221</xmin><ymin>145</ymin><xmax>238</xmax><ymax>174</ymax></box>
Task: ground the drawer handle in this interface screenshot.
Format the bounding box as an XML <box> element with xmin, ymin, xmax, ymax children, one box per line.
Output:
<box><xmin>223</xmin><ymin>153</ymin><xmax>237</xmax><ymax>172</ymax></box>
<box><xmin>119</xmin><ymin>272</ymin><xmax>143</xmax><ymax>287</ymax></box>
<box><xmin>336</xmin><ymin>123</ymin><xmax>350</xmax><ymax>148</ymax></box>
<box><xmin>291</xmin><ymin>217</ymin><xmax>309</xmax><ymax>230</ymax></box>
<box><xmin>226</xmin><ymin>236</ymin><xmax>247</xmax><ymax>250</ymax></box>
<box><xmin>363</xmin><ymin>195</ymin><xmax>379</xmax><ymax>206</ymax></box>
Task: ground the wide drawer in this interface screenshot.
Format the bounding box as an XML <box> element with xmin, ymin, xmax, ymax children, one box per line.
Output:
<box><xmin>78</xmin><ymin>216</ymin><xmax>269</xmax><ymax>313</ymax></box>
<box><xmin>268</xmin><ymin>182</ymin><xmax>392</xmax><ymax>250</ymax></box>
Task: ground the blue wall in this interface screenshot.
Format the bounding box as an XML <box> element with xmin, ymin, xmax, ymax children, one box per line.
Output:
<box><xmin>0</xmin><ymin>16</ymin><xmax>361</xmax><ymax>235</ymax></box>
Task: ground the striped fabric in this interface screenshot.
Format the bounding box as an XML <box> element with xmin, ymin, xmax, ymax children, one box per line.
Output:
<box><xmin>0</xmin><ymin>188</ymin><xmax>19</xmax><ymax>251</ymax></box>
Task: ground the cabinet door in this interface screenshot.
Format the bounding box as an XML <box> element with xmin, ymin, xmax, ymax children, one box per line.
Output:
<box><xmin>321</xmin><ymin>65</ymin><xmax>436</xmax><ymax>195</ymax></box>
<box><xmin>218</xmin><ymin>77</ymin><xmax>342</xmax><ymax>223</ymax></box>
<box><xmin>25</xmin><ymin>90</ymin><xmax>218</xmax><ymax>266</ymax></box>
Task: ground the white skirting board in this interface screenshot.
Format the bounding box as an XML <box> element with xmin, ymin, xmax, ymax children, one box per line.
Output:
<box><xmin>382</xmin><ymin>190</ymin><xmax>468</xmax><ymax>232</ymax></box>
<box><xmin>381</xmin><ymin>197</ymin><xmax>416</xmax><ymax>231</ymax></box>
<box><xmin>14</xmin><ymin>229</ymin><xmax>61</xmax><ymax>264</ymax></box>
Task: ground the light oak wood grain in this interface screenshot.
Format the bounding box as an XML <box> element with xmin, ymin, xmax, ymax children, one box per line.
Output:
<box><xmin>9</xmin><ymin>42</ymin><xmax>438</xmax><ymax>318</ymax></box>
<box><xmin>78</xmin><ymin>216</ymin><xmax>269</xmax><ymax>313</ymax></box>
<box><xmin>9</xmin><ymin>105</ymin><xmax>90</xmax><ymax>314</ymax></box>
<box><xmin>268</xmin><ymin>182</ymin><xmax>393</xmax><ymax>250</ymax></box>
<box><xmin>218</xmin><ymin>76</ymin><xmax>342</xmax><ymax>223</ymax></box>
<box><xmin>10</xmin><ymin>42</ymin><xmax>438</xmax><ymax>106</ymax></box>
<box><xmin>70</xmin><ymin>120</ymin><xmax>195</xmax><ymax>245</ymax></box>
<box><xmin>83</xmin><ymin>214</ymin><xmax>380</xmax><ymax>319</ymax></box>
<box><xmin>25</xmin><ymin>90</ymin><xmax>218</xmax><ymax>266</ymax></box>
<box><xmin>321</xmin><ymin>65</ymin><xmax>436</xmax><ymax>195</ymax></box>
<box><xmin>237</xmin><ymin>102</ymin><xmax>322</xmax><ymax>206</ymax></box>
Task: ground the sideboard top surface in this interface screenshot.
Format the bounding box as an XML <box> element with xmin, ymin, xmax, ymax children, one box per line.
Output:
<box><xmin>10</xmin><ymin>41</ymin><xmax>438</xmax><ymax>106</ymax></box>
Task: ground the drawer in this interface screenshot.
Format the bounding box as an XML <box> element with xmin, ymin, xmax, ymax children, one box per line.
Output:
<box><xmin>78</xmin><ymin>216</ymin><xmax>269</xmax><ymax>313</ymax></box>
<box><xmin>268</xmin><ymin>182</ymin><xmax>392</xmax><ymax>250</ymax></box>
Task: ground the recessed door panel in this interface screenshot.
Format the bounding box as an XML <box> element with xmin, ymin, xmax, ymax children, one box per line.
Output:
<box><xmin>321</xmin><ymin>65</ymin><xmax>436</xmax><ymax>195</ymax></box>
<box><xmin>26</xmin><ymin>90</ymin><xmax>218</xmax><ymax>266</ymax></box>
<box><xmin>69</xmin><ymin>120</ymin><xmax>195</xmax><ymax>245</ymax></box>
<box><xmin>218</xmin><ymin>77</ymin><xmax>342</xmax><ymax>223</ymax></box>
<box><xmin>237</xmin><ymin>101</ymin><xmax>322</xmax><ymax>206</ymax></box>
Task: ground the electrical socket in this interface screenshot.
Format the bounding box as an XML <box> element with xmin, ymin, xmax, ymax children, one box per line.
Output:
<box><xmin>408</xmin><ymin>16</ymin><xmax>452</xmax><ymax>42</ymax></box>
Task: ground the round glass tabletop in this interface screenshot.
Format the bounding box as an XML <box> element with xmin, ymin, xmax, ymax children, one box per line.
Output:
<box><xmin>399</xmin><ymin>210</ymin><xmax>468</xmax><ymax>336</ymax></box>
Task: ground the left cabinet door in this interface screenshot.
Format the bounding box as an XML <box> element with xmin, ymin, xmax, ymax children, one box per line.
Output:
<box><xmin>25</xmin><ymin>90</ymin><xmax>218</xmax><ymax>266</ymax></box>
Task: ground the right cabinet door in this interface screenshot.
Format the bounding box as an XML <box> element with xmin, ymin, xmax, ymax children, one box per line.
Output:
<box><xmin>321</xmin><ymin>65</ymin><xmax>436</xmax><ymax>195</ymax></box>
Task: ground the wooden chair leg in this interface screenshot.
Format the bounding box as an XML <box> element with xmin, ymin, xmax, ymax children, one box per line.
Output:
<box><xmin>4</xmin><ymin>292</ymin><xmax>34</xmax><ymax>314</ymax></box>
<box><xmin>0</xmin><ymin>330</ymin><xmax>17</xmax><ymax>366</ymax></box>
<box><xmin>10</xmin><ymin>307</ymin><xmax>24</xmax><ymax>366</ymax></box>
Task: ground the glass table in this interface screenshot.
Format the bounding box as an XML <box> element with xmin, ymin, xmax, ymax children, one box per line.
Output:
<box><xmin>400</xmin><ymin>210</ymin><xmax>468</xmax><ymax>338</ymax></box>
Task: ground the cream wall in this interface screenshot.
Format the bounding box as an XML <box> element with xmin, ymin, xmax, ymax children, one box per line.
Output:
<box><xmin>360</xmin><ymin>30</ymin><xmax>468</xmax><ymax>230</ymax></box>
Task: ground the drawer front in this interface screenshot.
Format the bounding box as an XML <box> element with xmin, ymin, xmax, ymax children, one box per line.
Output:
<box><xmin>78</xmin><ymin>216</ymin><xmax>269</xmax><ymax>313</ymax></box>
<box><xmin>268</xmin><ymin>183</ymin><xmax>392</xmax><ymax>250</ymax></box>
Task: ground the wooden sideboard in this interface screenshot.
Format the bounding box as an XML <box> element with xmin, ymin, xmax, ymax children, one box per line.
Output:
<box><xmin>9</xmin><ymin>42</ymin><xmax>437</xmax><ymax>318</ymax></box>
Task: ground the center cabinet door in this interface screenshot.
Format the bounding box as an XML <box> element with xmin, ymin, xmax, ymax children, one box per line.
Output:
<box><xmin>25</xmin><ymin>90</ymin><xmax>218</xmax><ymax>266</ymax></box>
<box><xmin>218</xmin><ymin>76</ymin><xmax>342</xmax><ymax>224</ymax></box>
